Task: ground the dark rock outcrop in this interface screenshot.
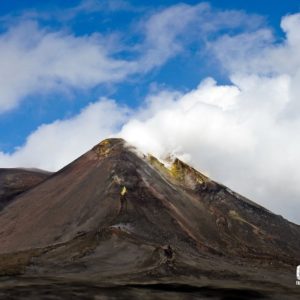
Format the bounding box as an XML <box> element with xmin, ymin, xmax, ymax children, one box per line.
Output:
<box><xmin>0</xmin><ymin>168</ymin><xmax>51</xmax><ymax>210</ymax></box>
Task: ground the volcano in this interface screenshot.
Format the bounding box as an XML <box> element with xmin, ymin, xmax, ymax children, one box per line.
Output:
<box><xmin>0</xmin><ymin>138</ymin><xmax>299</xmax><ymax>299</ymax></box>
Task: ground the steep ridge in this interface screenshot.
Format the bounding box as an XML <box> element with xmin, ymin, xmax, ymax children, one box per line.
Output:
<box><xmin>0</xmin><ymin>138</ymin><xmax>299</xmax><ymax>299</ymax></box>
<box><xmin>0</xmin><ymin>168</ymin><xmax>51</xmax><ymax>211</ymax></box>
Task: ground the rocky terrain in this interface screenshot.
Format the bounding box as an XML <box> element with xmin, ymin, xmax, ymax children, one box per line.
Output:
<box><xmin>0</xmin><ymin>138</ymin><xmax>299</xmax><ymax>299</ymax></box>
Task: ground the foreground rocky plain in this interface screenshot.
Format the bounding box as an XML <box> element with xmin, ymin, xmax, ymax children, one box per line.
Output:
<box><xmin>0</xmin><ymin>139</ymin><xmax>299</xmax><ymax>299</ymax></box>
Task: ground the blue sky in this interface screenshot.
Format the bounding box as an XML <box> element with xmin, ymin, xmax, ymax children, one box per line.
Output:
<box><xmin>0</xmin><ymin>0</ymin><xmax>300</xmax><ymax>222</ymax></box>
<box><xmin>0</xmin><ymin>0</ymin><xmax>299</xmax><ymax>152</ymax></box>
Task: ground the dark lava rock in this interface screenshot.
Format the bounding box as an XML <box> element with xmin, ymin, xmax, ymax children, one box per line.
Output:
<box><xmin>0</xmin><ymin>168</ymin><xmax>51</xmax><ymax>210</ymax></box>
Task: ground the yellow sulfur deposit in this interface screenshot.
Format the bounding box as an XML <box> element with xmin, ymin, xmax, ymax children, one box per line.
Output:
<box><xmin>147</xmin><ymin>155</ymin><xmax>209</xmax><ymax>188</ymax></box>
<box><xmin>93</xmin><ymin>139</ymin><xmax>112</xmax><ymax>158</ymax></box>
<box><xmin>120</xmin><ymin>186</ymin><xmax>127</xmax><ymax>196</ymax></box>
<box><xmin>169</xmin><ymin>158</ymin><xmax>208</xmax><ymax>184</ymax></box>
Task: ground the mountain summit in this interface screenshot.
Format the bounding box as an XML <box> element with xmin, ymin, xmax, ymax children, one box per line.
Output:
<box><xmin>0</xmin><ymin>138</ymin><xmax>299</xmax><ymax>299</ymax></box>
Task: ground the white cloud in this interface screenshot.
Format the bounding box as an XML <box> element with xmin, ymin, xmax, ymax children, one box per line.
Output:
<box><xmin>0</xmin><ymin>2</ymin><xmax>263</xmax><ymax>113</ymax></box>
<box><xmin>203</xmin><ymin>14</ymin><xmax>300</xmax><ymax>131</ymax></box>
<box><xmin>0</xmin><ymin>99</ymin><xmax>129</xmax><ymax>170</ymax></box>
<box><xmin>139</xmin><ymin>3</ymin><xmax>207</xmax><ymax>70</ymax></box>
<box><xmin>58</xmin><ymin>0</ymin><xmax>137</xmax><ymax>20</ymax></box>
<box><xmin>1</xmin><ymin>0</ymin><xmax>136</xmax><ymax>24</ymax></box>
<box><xmin>0</xmin><ymin>21</ymin><xmax>137</xmax><ymax>113</ymax></box>
<box><xmin>210</xmin><ymin>13</ymin><xmax>300</xmax><ymax>80</ymax></box>
<box><xmin>139</xmin><ymin>3</ymin><xmax>264</xmax><ymax>71</ymax></box>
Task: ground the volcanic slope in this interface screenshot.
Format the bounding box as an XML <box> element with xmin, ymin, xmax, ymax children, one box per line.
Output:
<box><xmin>0</xmin><ymin>168</ymin><xmax>51</xmax><ymax>211</ymax></box>
<box><xmin>0</xmin><ymin>138</ymin><xmax>299</xmax><ymax>300</ymax></box>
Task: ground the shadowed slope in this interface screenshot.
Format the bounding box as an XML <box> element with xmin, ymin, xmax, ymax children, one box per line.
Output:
<box><xmin>0</xmin><ymin>168</ymin><xmax>51</xmax><ymax>211</ymax></box>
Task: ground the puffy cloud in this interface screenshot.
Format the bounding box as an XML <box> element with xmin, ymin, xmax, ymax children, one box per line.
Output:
<box><xmin>139</xmin><ymin>2</ymin><xmax>264</xmax><ymax>71</ymax></box>
<box><xmin>0</xmin><ymin>21</ymin><xmax>137</xmax><ymax>113</ymax></box>
<box><xmin>0</xmin><ymin>2</ymin><xmax>263</xmax><ymax>113</ymax></box>
<box><xmin>209</xmin><ymin>12</ymin><xmax>300</xmax><ymax>126</ymax></box>
<box><xmin>210</xmin><ymin>13</ymin><xmax>300</xmax><ymax>82</ymax></box>
<box><xmin>0</xmin><ymin>99</ymin><xmax>129</xmax><ymax>170</ymax></box>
